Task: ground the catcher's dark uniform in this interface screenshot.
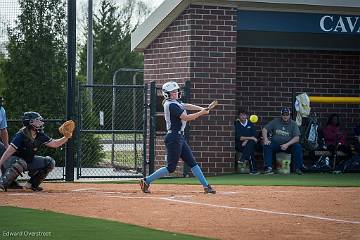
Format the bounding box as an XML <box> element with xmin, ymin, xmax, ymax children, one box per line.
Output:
<box><xmin>0</xmin><ymin>128</ymin><xmax>55</xmax><ymax>191</ymax></box>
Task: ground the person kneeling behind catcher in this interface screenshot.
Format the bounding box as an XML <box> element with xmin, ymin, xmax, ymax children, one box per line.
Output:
<box><xmin>0</xmin><ymin>112</ymin><xmax>73</xmax><ymax>192</ymax></box>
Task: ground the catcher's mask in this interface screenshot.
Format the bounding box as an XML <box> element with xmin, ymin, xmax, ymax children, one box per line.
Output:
<box><xmin>162</xmin><ymin>81</ymin><xmax>181</xmax><ymax>99</ymax></box>
<box><xmin>22</xmin><ymin>112</ymin><xmax>44</xmax><ymax>131</ymax></box>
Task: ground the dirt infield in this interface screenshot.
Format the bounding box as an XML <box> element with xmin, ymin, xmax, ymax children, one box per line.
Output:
<box><xmin>1</xmin><ymin>183</ymin><xmax>359</xmax><ymax>240</ymax></box>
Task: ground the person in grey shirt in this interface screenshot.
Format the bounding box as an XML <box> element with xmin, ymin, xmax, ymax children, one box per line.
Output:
<box><xmin>261</xmin><ymin>107</ymin><xmax>304</xmax><ymax>175</ymax></box>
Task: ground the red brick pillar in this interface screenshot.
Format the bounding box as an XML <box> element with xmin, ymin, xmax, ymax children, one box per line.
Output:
<box><xmin>144</xmin><ymin>4</ymin><xmax>237</xmax><ymax>175</ymax></box>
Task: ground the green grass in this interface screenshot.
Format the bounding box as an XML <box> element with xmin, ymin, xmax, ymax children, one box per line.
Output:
<box><xmin>152</xmin><ymin>173</ymin><xmax>360</xmax><ymax>187</ymax></box>
<box><xmin>80</xmin><ymin>173</ymin><xmax>360</xmax><ymax>187</ymax></box>
<box><xmin>0</xmin><ymin>206</ymin><xmax>212</xmax><ymax>240</ymax></box>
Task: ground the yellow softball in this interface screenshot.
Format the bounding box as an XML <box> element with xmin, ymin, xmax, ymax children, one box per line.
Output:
<box><xmin>249</xmin><ymin>114</ymin><xmax>258</xmax><ymax>123</ymax></box>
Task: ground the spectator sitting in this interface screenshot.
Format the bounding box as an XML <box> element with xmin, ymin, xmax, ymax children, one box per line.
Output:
<box><xmin>321</xmin><ymin>114</ymin><xmax>352</xmax><ymax>158</ymax></box>
<box><xmin>353</xmin><ymin>125</ymin><xmax>360</xmax><ymax>155</ymax></box>
<box><xmin>261</xmin><ymin>107</ymin><xmax>304</xmax><ymax>175</ymax></box>
<box><xmin>235</xmin><ymin>109</ymin><xmax>259</xmax><ymax>174</ymax></box>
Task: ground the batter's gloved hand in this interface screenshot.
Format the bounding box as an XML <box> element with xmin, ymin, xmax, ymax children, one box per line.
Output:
<box><xmin>205</xmin><ymin>100</ymin><xmax>218</xmax><ymax>111</ymax></box>
<box><xmin>59</xmin><ymin>120</ymin><xmax>75</xmax><ymax>139</ymax></box>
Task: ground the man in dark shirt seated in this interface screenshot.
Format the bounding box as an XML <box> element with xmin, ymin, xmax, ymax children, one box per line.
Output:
<box><xmin>235</xmin><ymin>109</ymin><xmax>259</xmax><ymax>174</ymax></box>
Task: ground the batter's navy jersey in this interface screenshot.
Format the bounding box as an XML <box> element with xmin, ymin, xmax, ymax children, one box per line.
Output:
<box><xmin>163</xmin><ymin>100</ymin><xmax>197</xmax><ymax>169</ymax></box>
<box><xmin>10</xmin><ymin>128</ymin><xmax>52</xmax><ymax>163</ymax></box>
<box><xmin>163</xmin><ymin>100</ymin><xmax>186</xmax><ymax>131</ymax></box>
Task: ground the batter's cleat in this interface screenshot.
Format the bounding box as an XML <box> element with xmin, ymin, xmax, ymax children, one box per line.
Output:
<box><xmin>24</xmin><ymin>182</ymin><xmax>43</xmax><ymax>192</ymax></box>
<box><xmin>139</xmin><ymin>178</ymin><xmax>150</xmax><ymax>193</ymax></box>
<box><xmin>204</xmin><ymin>185</ymin><xmax>216</xmax><ymax>194</ymax></box>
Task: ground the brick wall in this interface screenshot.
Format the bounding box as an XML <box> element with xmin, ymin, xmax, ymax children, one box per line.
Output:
<box><xmin>236</xmin><ymin>47</ymin><xmax>360</xmax><ymax>145</ymax></box>
<box><xmin>144</xmin><ymin>4</ymin><xmax>237</xmax><ymax>176</ymax></box>
<box><xmin>144</xmin><ymin>6</ymin><xmax>192</xmax><ymax>176</ymax></box>
<box><xmin>143</xmin><ymin>4</ymin><xmax>360</xmax><ymax>175</ymax></box>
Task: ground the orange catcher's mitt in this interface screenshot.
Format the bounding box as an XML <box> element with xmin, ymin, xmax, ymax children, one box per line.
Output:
<box><xmin>59</xmin><ymin>120</ymin><xmax>75</xmax><ymax>138</ymax></box>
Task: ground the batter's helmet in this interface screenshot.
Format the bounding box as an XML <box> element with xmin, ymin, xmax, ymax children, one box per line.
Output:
<box><xmin>162</xmin><ymin>81</ymin><xmax>181</xmax><ymax>99</ymax></box>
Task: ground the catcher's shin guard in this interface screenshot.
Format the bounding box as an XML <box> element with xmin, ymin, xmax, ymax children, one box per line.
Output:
<box><xmin>0</xmin><ymin>158</ymin><xmax>27</xmax><ymax>191</ymax></box>
<box><xmin>27</xmin><ymin>156</ymin><xmax>55</xmax><ymax>190</ymax></box>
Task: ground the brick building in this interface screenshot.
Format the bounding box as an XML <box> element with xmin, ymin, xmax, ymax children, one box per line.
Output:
<box><xmin>132</xmin><ymin>0</ymin><xmax>360</xmax><ymax>175</ymax></box>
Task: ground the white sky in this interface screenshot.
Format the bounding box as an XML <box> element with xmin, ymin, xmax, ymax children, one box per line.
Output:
<box><xmin>0</xmin><ymin>0</ymin><xmax>165</xmax><ymax>52</ymax></box>
<box><xmin>76</xmin><ymin>0</ymin><xmax>165</xmax><ymax>43</ymax></box>
<box><xmin>77</xmin><ymin>0</ymin><xmax>164</xmax><ymax>17</ymax></box>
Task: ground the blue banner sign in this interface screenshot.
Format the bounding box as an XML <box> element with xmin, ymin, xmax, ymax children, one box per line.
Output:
<box><xmin>237</xmin><ymin>10</ymin><xmax>360</xmax><ymax>35</ymax></box>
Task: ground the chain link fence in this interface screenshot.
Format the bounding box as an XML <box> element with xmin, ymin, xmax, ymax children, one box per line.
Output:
<box><xmin>0</xmin><ymin>0</ymin><xmax>20</xmax><ymax>54</ymax></box>
<box><xmin>77</xmin><ymin>71</ymin><xmax>146</xmax><ymax>178</ymax></box>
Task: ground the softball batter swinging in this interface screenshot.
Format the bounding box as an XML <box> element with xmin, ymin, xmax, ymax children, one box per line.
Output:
<box><xmin>140</xmin><ymin>81</ymin><xmax>216</xmax><ymax>194</ymax></box>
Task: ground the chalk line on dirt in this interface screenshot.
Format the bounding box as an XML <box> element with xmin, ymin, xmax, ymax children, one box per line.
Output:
<box><xmin>107</xmin><ymin>195</ymin><xmax>360</xmax><ymax>225</ymax></box>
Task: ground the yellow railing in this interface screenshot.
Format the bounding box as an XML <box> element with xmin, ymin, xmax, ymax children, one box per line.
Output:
<box><xmin>309</xmin><ymin>96</ymin><xmax>360</xmax><ymax>104</ymax></box>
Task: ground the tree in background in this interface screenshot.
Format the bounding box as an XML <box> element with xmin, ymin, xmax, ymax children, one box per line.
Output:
<box><xmin>72</xmin><ymin>0</ymin><xmax>149</xmax><ymax>168</ymax></box>
<box><xmin>78</xmin><ymin>0</ymin><xmax>149</xmax><ymax>83</ymax></box>
<box><xmin>78</xmin><ymin>0</ymin><xmax>149</xmax><ymax>130</ymax></box>
<box><xmin>0</xmin><ymin>53</ymin><xmax>6</xmax><ymax>96</ymax></box>
<box><xmin>3</xmin><ymin>0</ymin><xmax>67</xmax><ymax>119</ymax></box>
<box><xmin>1</xmin><ymin>0</ymin><xmax>67</xmax><ymax>166</ymax></box>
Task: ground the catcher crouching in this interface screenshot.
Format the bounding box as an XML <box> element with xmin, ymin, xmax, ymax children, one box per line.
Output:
<box><xmin>0</xmin><ymin>112</ymin><xmax>75</xmax><ymax>192</ymax></box>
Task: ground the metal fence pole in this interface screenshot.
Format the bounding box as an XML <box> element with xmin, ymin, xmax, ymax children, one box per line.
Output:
<box><xmin>149</xmin><ymin>81</ymin><xmax>156</xmax><ymax>174</ymax></box>
<box><xmin>133</xmin><ymin>72</ymin><xmax>139</xmax><ymax>169</ymax></box>
<box><xmin>65</xmin><ymin>0</ymin><xmax>76</xmax><ymax>182</ymax></box>
<box><xmin>183</xmin><ymin>80</ymin><xmax>191</xmax><ymax>177</ymax></box>
<box><xmin>87</xmin><ymin>0</ymin><xmax>93</xmax><ymax>103</ymax></box>
<box><xmin>142</xmin><ymin>83</ymin><xmax>148</xmax><ymax>176</ymax></box>
<box><xmin>76</xmin><ymin>82</ymin><xmax>82</xmax><ymax>179</ymax></box>
<box><xmin>111</xmin><ymin>71</ymin><xmax>119</xmax><ymax>165</ymax></box>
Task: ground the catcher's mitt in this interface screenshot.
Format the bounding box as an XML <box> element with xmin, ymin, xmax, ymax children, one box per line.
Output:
<box><xmin>59</xmin><ymin>120</ymin><xmax>75</xmax><ymax>138</ymax></box>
